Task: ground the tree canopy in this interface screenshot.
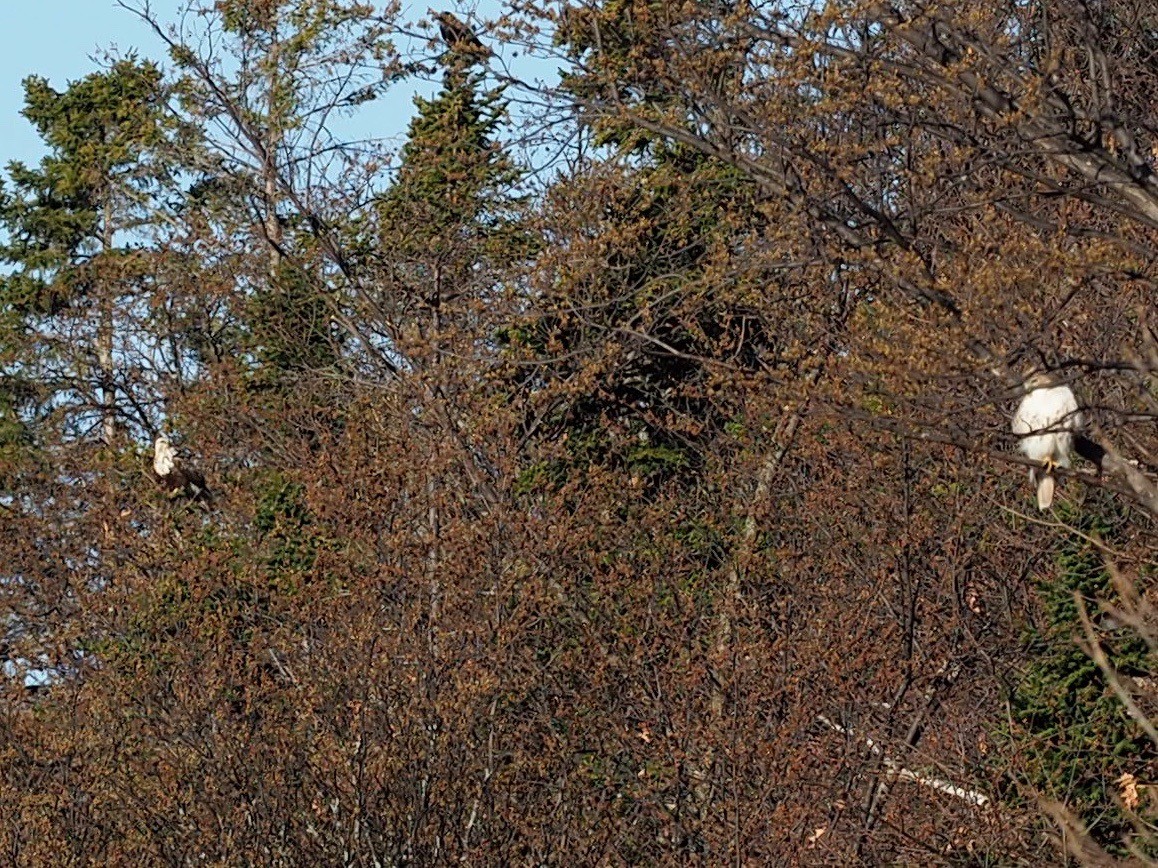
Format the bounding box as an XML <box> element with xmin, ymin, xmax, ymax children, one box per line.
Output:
<box><xmin>0</xmin><ymin>1</ymin><xmax>1156</xmax><ymax>864</ymax></box>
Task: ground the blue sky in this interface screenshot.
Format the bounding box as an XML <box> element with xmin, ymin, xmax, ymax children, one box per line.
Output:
<box><xmin>2</xmin><ymin>1</ymin><xmax>179</xmax><ymax>164</ymax></box>
<box><xmin>0</xmin><ymin>2</ymin><xmax>528</xmax><ymax>169</ymax></box>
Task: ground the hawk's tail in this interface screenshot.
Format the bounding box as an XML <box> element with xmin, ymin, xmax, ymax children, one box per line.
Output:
<box><xmin>1036</xmin><ymin>473</ymin><xmax>1056</xmax><ymax>510</ymax></box>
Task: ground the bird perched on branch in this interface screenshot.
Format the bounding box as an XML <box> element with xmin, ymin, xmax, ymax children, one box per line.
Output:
<box><xmin>153</xmin><ymin>435</ymin><xmax>212</xmax><ymax>505</ymax></box>
<box><xmin>1011</xmin><ymin>371</ymin><xmax>1083</xmax><ymax>510</ymax></box>
<box><xmin>432</xmin><ymin>10</ymin><xmax>490</xmax><ymax>57</ymax></box>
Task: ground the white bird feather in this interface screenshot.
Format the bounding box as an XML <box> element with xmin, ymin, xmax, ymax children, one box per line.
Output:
<box><xmin>152</xmin><ymin>435</ymin><xmax>211</xmax><ymax>503</ymax></box>
<box><xmin>1011</xmin><ymin>374</ymin><xmax>1082</xmax><ymax>510</ymax></box>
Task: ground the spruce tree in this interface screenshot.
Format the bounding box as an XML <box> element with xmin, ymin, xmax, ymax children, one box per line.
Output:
<box><xmin>497</xmin><ymin>4</ymin><xmax>775</xmax><ymax>488</ymax></box>
<box><xmin>0</xmin><ymin>59</ymin><xmax>173</xmax><ymax>443</ymax></box>
<box><xmin>1008</xmin><ymin>502</ymin><xmax>1155</xmax><ymax>852</ymax></box>
<box><xmin>374</xmin><ymin>66</ymin><xmax>530</xmax><ymax>368</ymax></box>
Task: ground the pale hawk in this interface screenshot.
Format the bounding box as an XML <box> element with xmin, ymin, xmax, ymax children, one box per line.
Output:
<box><xmin>1011</xmin><ymin>372</ymin><xmax>1083</xmax><ymax>510</ymax></box>
<box><xmin>153</xmin><ymin>435</ymin><xmax>212</xmax><ymax>504</ymax></box>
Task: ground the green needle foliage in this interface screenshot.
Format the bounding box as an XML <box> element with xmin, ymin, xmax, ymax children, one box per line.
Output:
<box><xmin>0</xmin><ymin>59</ymin><xmax>174</xmax><ymax>441</ymax></box>
<box><xmin>0</xmin><ymin>59</ymin><xmax>170</xmax><ymax>315</ymax></box>
<box><xmin>1008</xmin><ymin>501</ymin><xmax>1155</xmax><ymax>849</ymax></box>
<box><xmin>373</xmin><ymin>65</ymin><xmax>531</xmax><ymax>368</ymax></box>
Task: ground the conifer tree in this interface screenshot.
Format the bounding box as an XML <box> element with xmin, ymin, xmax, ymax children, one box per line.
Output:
<box><xmin>0</xmin><ymin>60</ymin><xmax>179</xmax><ymax>712</ymax></box>
<box><xmin>373</xmin><ymin>65</ymin><xmax>529</xmax><ymax>367</ymax></box>
<box><xmin>0</xmin><ymin>59</ymin><xmax>173</xmax><ymax>443</ymax></box>
<box><xmin>487</xmin><ymin>4</ymin><xmax>787</xmax><ymax>489</ymax></box>
<box><xmin>1008</xmin><ymin>502</ymin><xmax>1155</xmax><ymax>852</ymax></box>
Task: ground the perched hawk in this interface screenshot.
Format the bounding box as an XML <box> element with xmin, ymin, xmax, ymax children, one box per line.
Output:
<box><xmin>153</xmin><ymin>435</ymin><xmax>212</xmax><ymax>504</ymax></box>
<box><xmin>1011</xmin><ymin>372</ymin><xmax>1083</xmax><ymax>510</ymax></box>
<box><xmin>432</xmin><ymin>11</ymin><xmax>489</xmax><ymax>56</ymax></box>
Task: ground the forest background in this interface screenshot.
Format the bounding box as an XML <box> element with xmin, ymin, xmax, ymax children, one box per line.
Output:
<box><xmin>1</xmin><ymin>1</ymin><xmax>1157</xmax><ymax>864</ymax></box>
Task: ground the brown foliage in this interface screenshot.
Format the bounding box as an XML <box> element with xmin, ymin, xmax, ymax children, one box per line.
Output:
<box><xmin>2</xmin><ymin>0</ymin><xmax>1157</xmax><ymax>864</ymax></box>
